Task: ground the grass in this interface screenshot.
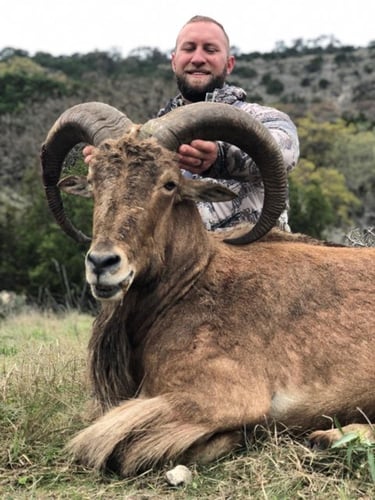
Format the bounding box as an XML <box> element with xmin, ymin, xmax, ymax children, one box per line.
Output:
<box><xmin>1</xmin><ymin>311</ymin><xmax>374</xmax><ymax>499</ymax></box>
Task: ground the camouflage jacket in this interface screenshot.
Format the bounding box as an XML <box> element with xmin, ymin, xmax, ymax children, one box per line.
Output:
<box><xmin>157</xmin><ymin>84</ymin><xmax>299</xmax><ymax>231</ymax></box>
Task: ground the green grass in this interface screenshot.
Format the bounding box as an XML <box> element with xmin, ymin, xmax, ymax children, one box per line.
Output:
<box><xmin>1</xmin><ymin>311</ymin><xmax>374</xmax><ymax>499</ymax></box>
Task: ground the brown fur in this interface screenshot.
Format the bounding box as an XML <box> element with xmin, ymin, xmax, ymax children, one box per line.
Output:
<box><xmin>60</xmin><ymin>135</ymin><xmax>375</xmax><ymax>476</ymax></box>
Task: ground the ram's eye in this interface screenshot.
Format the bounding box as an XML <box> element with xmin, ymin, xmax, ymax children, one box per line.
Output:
<box><xmin>164</xmin><ymin>181</ymin><xmax>177</xmax><ymax>191</ymax></box>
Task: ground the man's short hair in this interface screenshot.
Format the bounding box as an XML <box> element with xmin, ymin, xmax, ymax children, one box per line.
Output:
<box><xmin>178</xmin><ymin>15</ymin><xmax>231</xmax><ymax>49</ymax></box>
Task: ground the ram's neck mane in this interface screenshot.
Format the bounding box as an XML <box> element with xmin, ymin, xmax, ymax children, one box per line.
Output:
<box><xmin>88</xmin><ymin>302</ymin><xmax>136</xmax><ymax>411</ymax></box>
<box><xmin>88</xmin><ymin>200</ymin><xmax>214</xmax><ymax>411</ymax></box>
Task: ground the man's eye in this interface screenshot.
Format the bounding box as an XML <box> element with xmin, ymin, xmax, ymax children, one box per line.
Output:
<box><xmin>205</xmin><ymin>46</ymin><xmax>218</xmax><ymax>53</ymax></box>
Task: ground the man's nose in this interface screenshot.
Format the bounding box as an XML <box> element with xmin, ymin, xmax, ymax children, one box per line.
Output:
<box><xmin>190</xmin><ymin>48</ymin><xmax>206</xmax><ymax>64</ymax></box>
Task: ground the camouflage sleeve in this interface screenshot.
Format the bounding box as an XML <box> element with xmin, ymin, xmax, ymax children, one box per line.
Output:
<box><xmin>204</xmin><ymin>102</ymin><xmax>299</xmax><ymax>183</ymax></box>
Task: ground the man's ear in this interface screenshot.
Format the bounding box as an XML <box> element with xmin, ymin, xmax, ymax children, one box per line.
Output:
<box><xmin>181</xmin><ymin>178</ymin><xmax>237</xmax><ymax>202</ymax></box>
<box><xmin>171</xmin><ymin>52</ymin><xmax>176</xmax><ymax>71</ymax></box>
<box><xmin>57</xmin><ymin>175</ymin><xmax>92</xmax><ymax>198</ymax></box>
<box><xmin>226</xmin><ymin>54</ymin><xmax>235</xmax><ymax>76</ymax></box>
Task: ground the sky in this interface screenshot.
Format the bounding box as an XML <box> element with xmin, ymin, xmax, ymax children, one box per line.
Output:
<box><xmin>2</xmin><ymin>0</ymin><xmax>374</xmax><ymax>58</ymax></box>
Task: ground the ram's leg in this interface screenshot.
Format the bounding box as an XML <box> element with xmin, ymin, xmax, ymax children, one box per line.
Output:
<box><xmin>183</xmin><ymin>430</ymin><xmax>245</xmax><ymax>464</ymax></box>
<box><xmin>68</xmin><ymin>394</ymin><xmax>209</xmax><ymax>476</ymax></box>
<box><xmin>309</xmin><ymin>423</ymin><xmax>375</xmax><ymax>448</ymax></box>
<box><xmin>68</xmin><ymin>385</ymin><xmax>270</xmax><ymax>476</ymax></box>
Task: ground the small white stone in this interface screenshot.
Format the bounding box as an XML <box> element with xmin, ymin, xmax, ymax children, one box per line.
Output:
<box><xmin>165</xmin><ymin>464</ymin><xmax>193</xmax><ymax>486</ymax></box>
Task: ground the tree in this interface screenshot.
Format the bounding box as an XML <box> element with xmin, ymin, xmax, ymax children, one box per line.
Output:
<box><xmin>289</xmin><ymin>159</ymin><xmax>360</xmax><ymax>238</ymax></box>
<box><xmin>0</xmin><ymin>159</ymin><xmax>93</xmax><ymax>309</ymax></box>
<box><xmin>296</xmin><ymin>116</ymin><xmax>375</xmax><ymax>228</ymax></box>
<box><xmin>0</xmin><ymin>56</ymin><xmax>74</xmax><ymax>113</ymax></box>
<box><xmin>328</xmin><ymin>129</ymin><xmax>375</xmax><ymax>206</ymax></box>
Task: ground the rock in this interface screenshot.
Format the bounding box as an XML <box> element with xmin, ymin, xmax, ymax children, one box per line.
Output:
<box><xmin>165</xmin><ymin>464</ymin><xmax>193</xmax><ymax>486</ymax></box>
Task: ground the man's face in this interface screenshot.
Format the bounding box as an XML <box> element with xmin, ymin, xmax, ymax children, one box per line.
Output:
<box><xmin>171</xmin><ymin>21</ymin><xmax>235</xmax><ymax>102</ymax></box>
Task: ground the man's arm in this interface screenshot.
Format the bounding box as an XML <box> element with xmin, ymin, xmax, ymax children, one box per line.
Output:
<box><xmin>203</xmin><ymin>103</ymin><xmax>299</xmax><ymax>182</ymax></box>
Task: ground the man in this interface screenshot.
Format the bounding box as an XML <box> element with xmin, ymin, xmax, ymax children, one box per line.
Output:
<box><xmin>157</xmin><ymin>15</ymin><xmax>299</xmax><ymax>231</ymax></box>
<box><xmin>85</xmin><ymin>15</ymin><xmax>299</xmax><ymax>231</ymax></box>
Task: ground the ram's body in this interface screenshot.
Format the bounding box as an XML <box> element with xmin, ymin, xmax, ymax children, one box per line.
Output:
<box><xmin>57</xmin><ymin>134</ymin><xmax>375</xmax><ymax>476</ymax></box>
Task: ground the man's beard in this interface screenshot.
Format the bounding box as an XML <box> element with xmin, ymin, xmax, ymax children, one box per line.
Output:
<box><xmin>176</xmin><ymin>69</ymin><xmax>227</xmax><ymax>102</ymax></box>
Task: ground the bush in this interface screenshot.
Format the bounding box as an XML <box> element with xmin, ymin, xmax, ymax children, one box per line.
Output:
<box><xmin>319</xmin><ymin>78</ymin><xmax>330</xmax><ymax>89</ymax></box>
<box><xmin>261</xmin><ymin>73</ymin><xmax>284</xmax><ymax>95</ymax></box>
<box><xmin>0</xmin><ymin>163</ymin><xmax>94</xmax><ymax>309</ymax></box>
<box><xmin>289</xmin><ymin>175</ymin><xmax>335</xmax><ymax>237</ymax></box>
<box><xmin>234</xmin><ymin>66</ymin><xmax>258</xmax><ymax>78</ymax></box>
<box><xmin>289</xmin><ymin>158</ymin><xmax>360</xmax><ymax>238</ymax></box>
<box><xmin>0</xmin><ymin>56</ymin><xmax>76</xmax><ymax>114</ymax></box>
<box><xmin>304</xmin><ymin>55</ymin><xmax>323</xmax><ymax>73</ymax></box>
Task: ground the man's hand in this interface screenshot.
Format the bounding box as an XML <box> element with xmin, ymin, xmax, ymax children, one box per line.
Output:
<box><xmin>178</xmin><ymin>140</ymin><xmax>218</xmax><ymax>174</ymax></box>
<box><xmin>83</xmin><ymin>145</ymin><xmax>97</xmax><ymax>164</ymax></box>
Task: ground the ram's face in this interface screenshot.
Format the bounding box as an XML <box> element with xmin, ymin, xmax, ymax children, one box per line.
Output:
<box><xmin>58</xmin><ymin>134</ymin><xmax>237</xmax><ymax>301</ymax></box>
<box><xmin>83</xmin><ymin>138</ymin><xmax>178</xmax><ymax>300</ymax></box>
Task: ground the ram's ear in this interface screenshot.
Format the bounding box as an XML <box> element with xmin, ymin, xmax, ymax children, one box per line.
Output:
<box><xmin>181</xmin><ymin>178</ymin><xmax>237</xmax><ymax>202</ymax></box>
<box><xmin>57</xmin><ymin>175</ymin><xmax>92</xmax><ymax>198</ymax></box>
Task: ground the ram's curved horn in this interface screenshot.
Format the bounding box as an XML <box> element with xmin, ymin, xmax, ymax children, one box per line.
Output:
<box><xmin>42</xmin><ymin>101</ymin><xmax>287</xmax><ymax>245</ymax></box>
<box><xmin>41</xmin><ymin>102</ymin><xmax>134</xmax><ymax>243</ymax></box>
<box><xmin>139</xmin><ymin>102</ymin><xmax>287</xmax><ymax>245</ymax></box>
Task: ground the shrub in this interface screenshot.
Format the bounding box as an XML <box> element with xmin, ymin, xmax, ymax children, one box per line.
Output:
<box><xmin>319</xmin><ymin>78</ymin><xmax>330</xmax><ymax>89</ymax></box>
<box><xmin>304</xmin><ymin>55</ymin><xmax>323</xmax><ymax>73</ymax></box>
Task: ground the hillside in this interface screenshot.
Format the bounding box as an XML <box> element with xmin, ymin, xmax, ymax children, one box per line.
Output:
<box><xmin>234</xmin><ymin>47</ymin><xmax>375</xmax><ymax>122</ymax></box>
<box><xmin>1</xmin><ymin>43</ymin><xmax>374</xmax><ymax>193</ymax></box>
<box><xmin>0</xmin><ymin>43</ymin><xmax>374</xmax><ymax>192</ymax></box>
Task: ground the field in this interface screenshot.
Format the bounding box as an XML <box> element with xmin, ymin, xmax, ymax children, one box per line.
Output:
<box><xmin>1</xmin><ymin>311</ymin><xmax>374</xmax><ymax>499</ymax></box>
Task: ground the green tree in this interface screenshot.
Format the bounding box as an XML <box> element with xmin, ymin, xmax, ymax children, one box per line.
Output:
<box><xmin>289</xmin><ymin>159</ymin><xmax>360</xmax><ymax>237</ymax></box>
<box><xmin>0</xmin><ymin>161</ymin><xmax>93</xmax><ymax>308</ymax></box>
<box><xmin>295</xmin><ymin>116</ymin><xmax>373</xmax><ymax>231</ymax></box>
<box><xmin>0</xmin><ymin>56</ymin><xmax>75</xmax><ymax>113</ymax></box>
<box><xmin>296</xmin><ymin>117</ymin><xmax>346</xmax><ymax>165</ymax></box>
<box><xmin>327</xmin><ymin>129</ymin><xmax>375</xmax><ymax>220</ymax></box>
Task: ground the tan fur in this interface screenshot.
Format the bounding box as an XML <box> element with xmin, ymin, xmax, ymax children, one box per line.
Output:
<box><xmin>61</xmin><ymin>135</ymin><xmax>375</xmax><ymax>476</ymax></box>
<box><xmin>309</xmin><ymin>424</ymin><xmax>375</xmax><ymax>448</ymax></box>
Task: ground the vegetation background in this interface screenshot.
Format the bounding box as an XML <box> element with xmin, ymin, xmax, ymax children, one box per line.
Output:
<box><xmin>0</xmin><ymin>38</ymin><xmax>374</xmax><ymax>497</ymax></box>
<box><xmin>0</xmin><ymin>38</ymin><xmax>374</xmax><ymax>307</ymax></box>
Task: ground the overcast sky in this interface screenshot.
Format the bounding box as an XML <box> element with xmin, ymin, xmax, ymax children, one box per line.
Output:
<box><xmin>2</xmin><ymin>0</ymin><xmax>374</xmax><ymax>57</ymax></box>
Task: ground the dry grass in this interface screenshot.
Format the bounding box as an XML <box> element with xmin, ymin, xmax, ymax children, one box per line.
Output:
<box><xmin>1</xmin><ymin>311</ymin><xmax>374</xmax><ymax>499</ymax></box>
